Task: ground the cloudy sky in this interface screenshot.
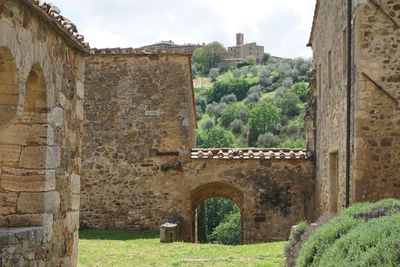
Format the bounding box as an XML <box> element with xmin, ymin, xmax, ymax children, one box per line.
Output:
<box><xmin>50</xmin><ymin>0</ymin><xmax>316</xmax><ymax>58</ymax></box>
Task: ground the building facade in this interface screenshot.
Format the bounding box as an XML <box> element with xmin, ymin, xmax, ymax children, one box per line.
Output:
<box><xmin>309</xmin><ymin>0</ymin><xmax>400</xmax><ymax>217</ymax></box>
<box><xmin>227</xmin><ymin>33</ymin><xmax>264</xmax><ymax>63</ymax></box>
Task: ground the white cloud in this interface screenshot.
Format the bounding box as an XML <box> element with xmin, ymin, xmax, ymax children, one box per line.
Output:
<box><xmin>50</xmin><ymin>0</ymin><xmax>316</xmax><ymax>58</ymax></box>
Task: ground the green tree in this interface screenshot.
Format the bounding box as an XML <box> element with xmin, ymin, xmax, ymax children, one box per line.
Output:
<box><xmin>263</xmin><ymin>53</ymin><xmax>270</xmax><ymax>63</ymax></box>
<box><xmin>274</xmin><ymin>92</ymin><xmax>302</xmax><ymax>118</ymax></box>
<box><xmin>193</xmin><ymin>42</ymin><xmax>228</xmax><ymax>74</ymax></box>
<box><xmin>209</xmin><ymin>211</ymin><xmax>241</xmax><ymax>245</ymax></box>
<box><xmin>249</xmin><ymin>102</ymin><xmax>280</xmax><ymax>136</ymax></box>
<box><xmin>220</xmin><ymin>103</ymin><xmax>249</xmax><ymax>128</ymax></box>
<box><xmin>196</xmin><ymin>126</ymin><xmax>239</xmax><ymax>148</ymax></box>
<box><xmin>209</xmin><ymin>77</ymin><xmax>256</xmax><ymax>103</ymax></box>
<box><xmin>204</xmin><ymin>198</ymin><xmax>240</xmax><ymax>237</ymax></box>
<box><xmin>245</xmin><ymin>55</ymin><xmax>257</xmax><ymax>66</ymax></box>
<box><xmin>291</xmin><ymin>82</ymin><xmax>309</xmax><ymax>102</ymax></box>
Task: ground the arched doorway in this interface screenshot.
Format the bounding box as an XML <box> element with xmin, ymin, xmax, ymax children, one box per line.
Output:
<box><xmin>190</xmin><ymin>182</ymin><xmax>244</xmax><ymax>244</ymax></box>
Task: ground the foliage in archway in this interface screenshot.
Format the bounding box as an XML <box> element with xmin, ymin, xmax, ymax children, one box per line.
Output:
<box><xmin>197</xmin><ymin>197</ymin><xmax>241</xmax><ymax>245</ymax></box>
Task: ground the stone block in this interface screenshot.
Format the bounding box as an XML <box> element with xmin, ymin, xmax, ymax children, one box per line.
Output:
<box><xmin>76</xmin><ymin>80</ymin><xmax>84</xmax><ymax>99</ymax></box>
<box><xmin>70</xmin><ymin>174</ymin><xmax>80</xmax><ymax>194</ymax></box>
<box><xmin>0</xmin><ymin>145</ymin><xmax>21</xmax><ymax>165</ymax></box>
<box><xmin>17</xmin><ymin>191</ymin><xmax>60</xmax><ymax>214</ymax></box>
<box><xmin>65</xmin><ymin>211</ymin><xmax>79</xmax><ymax>233</ymax></box>
<box><xmin>1</xmin><ymin>168</ymin><xmax>55</xmax><ymax>192</ymax></box>
<box><xmin>50</xmin><ymin>107</ymin><xmax>64</xmax><ymax>127</ymax></box>
<box><xmin>0</xmin><ymin>192</ymin><xmax>18</xmax><ymax>215</ymax></box>
<box><xmin>75</xmin><ymin>99</ymin><xmax>84</xmax><ymax>121</ymax></box>
<box><xmin>0</xmin><ymin>124</ymin><xmax>53</xmax><ymax>146</ymax></box>
<box><xmin>160</xmin><ymin>222</ymin><xmax>179</xmax><ymax>243</ymax></box>
<box><xmin>70</xmin><ymin>194</ymin><xmax>80</xmax><ymax>211</ymax></box>
<box><xmin>3</xmin><ymin>213</ymin><xmax>50</xmax><ymax>227</ymax></box>
<box><xmin>19</xmin><ymin>146</ymin><xmax>60</xmax><ymax>169</ymax></box>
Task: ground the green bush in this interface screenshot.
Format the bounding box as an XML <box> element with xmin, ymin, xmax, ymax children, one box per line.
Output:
<box><xmin>209</xmin><ymin>211</ymin><xmax>241</xmax><ymax>245</ymax></box>
<box><xmin>296</xmin><ymin>199</ymin><xmax>400</xmax><ymax>267</ymax></box>
<box><xmin>318</xmin><ymin>214</ymin><xmax>400</xmax><ymax>267</ymax></box>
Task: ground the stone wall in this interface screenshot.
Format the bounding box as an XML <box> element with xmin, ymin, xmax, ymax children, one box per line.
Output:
<box><xmin>82</xmin><ymin>52</ymin><xmax>314</xmax><ymax>243</ymax></box>
<box><xmin>309</xmin><ymin>0</ymin><xmax>349</xmax><ymax>216</ymax></box>
<box><xmin>0</xmin><ymin>0</ymin><xmax>86</xmax><ymax>265</ymax></box>
<box><xmin>352</xmin><ymin>0</ymin><xmax>400</xmax><ymax>202</ymax></box>
<box><xmin>310</xmin><ymin>0</ymin><xmax>400</xmax><ymax>216</ymax></box>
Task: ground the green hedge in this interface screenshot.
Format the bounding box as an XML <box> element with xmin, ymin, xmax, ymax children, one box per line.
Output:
<box><xmin>296</xmin><ymin>199</ymin><xmax>400</xmax><ymax>267</ymax></box>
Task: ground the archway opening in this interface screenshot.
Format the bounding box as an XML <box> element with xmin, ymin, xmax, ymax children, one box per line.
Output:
<box><xmin>0</xmin><ymin>47</ymin><xmax>18</xmax><ymax>128</ymax></box>
<box><xmin>191</xmin><ymin>182</ymin><xmax>244</xmax><ymax>245</ymax></box>
<box><xmin>196</xmin><ymin>197</ymin><xmax>241</xmax><ymax>245</ymax></box>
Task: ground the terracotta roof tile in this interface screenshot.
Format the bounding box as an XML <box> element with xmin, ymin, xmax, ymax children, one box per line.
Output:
<box><xmin>191</xmin><ymin>148</ymin><xmax>310</xmax><ymax>160</ymax></box>
<box><xmin>26</xmin><ymin>0</ymin><xmax>89</xmax><ymax>51</ymax></box>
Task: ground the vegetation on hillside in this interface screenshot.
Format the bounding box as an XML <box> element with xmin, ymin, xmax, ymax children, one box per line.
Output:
<box><xmin>79</xmin><ymin>229</ymin><xmax>285</xmax><ymax>266</ymax></box>
<box><xmin>285</xmin><ymin>199</ymin><xmax>400</xmax><ymax>267</ymax></box>
<box><xmin>192</xmin><ymin>44</ymin><xmax>312</xmax><ymax>149</ymax></box>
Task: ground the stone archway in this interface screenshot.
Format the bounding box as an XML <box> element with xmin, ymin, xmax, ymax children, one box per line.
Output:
<box><xmin>190</xmin><ymin>182</ymin><xmax>244</xmax><ymax>243</ymax></box>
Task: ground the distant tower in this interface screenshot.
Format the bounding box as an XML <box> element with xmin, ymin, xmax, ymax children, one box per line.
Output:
<box><xmin>236</xmin><ymin>33</ymin><xmax>244</xmax><ymax>46</ymax></box>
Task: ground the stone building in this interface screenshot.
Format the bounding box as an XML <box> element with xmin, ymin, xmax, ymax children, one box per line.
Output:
<box><xmin>308</xmin><ymin>0</ymin><xmax>400</xmax><ymax>217</ymax></box>
<box><xmin>0</xmin><ymin>0</ymin><xmax>88</xmax><ymax>265</ymax></box>
<box><xmin>227</xmin><ymin>33</ymin><xmax>265</xmax><ymax>63</ymax></box>
<box><xmin>81</xmin><ymin>49</ymin><xmax>314</xmax><ymax>243</ymax></box>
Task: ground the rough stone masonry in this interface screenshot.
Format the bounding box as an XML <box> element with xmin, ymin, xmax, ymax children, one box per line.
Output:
<box><xmin>81</xmin><ymin>50</ymin><xmax>315</xmax><ymax>243</ymax></box>
<box><xmin>0</xmin><ymin>0</ymin><xmax>88</xmax><ymax>265</ymax></box>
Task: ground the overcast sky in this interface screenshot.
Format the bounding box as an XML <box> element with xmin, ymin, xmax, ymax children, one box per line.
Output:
<box><xmin>50</xmin><ymin>0</ymin><xmax>316</xmax><ymax>58</ymax></box>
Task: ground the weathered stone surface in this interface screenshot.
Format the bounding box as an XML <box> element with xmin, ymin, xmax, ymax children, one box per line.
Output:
<box><xmin>0</xmin><ymin>1</ymin><xmax>85</xmax><ymax>265</ymax></box>
<box><xmin>0</xmin><ymin>145</ymin><xmax>21</xmax><ymax>166</ymax></box>
<box><xmin>82</xmin><ymin>53</ymin><xmax>314</xmax><ymax>243</ymax></box>
<box><xmin>17</xmin><ymin>191</ymin><xmax>60</xmax><ymax>214</ymax></box>
<box><xmin>19</xmin><ymin>146</ymin><xmax>60</xmax><ymax>169</ymax></box>
<box><xmin>1</xmin><ymin>168</ymin><xmax>56</xmax><ymax>192</ymax></box>
<box><xmin>0</xmin><ymin>124</ymin><xmax>53</xmax><ymax>146</ymax></box>
<box><xmin>160</xmin><ymin>222</ymin><xmax>179</xmax><ymax>243</ymax></box>
<box><xmin>309</xmin><ymin>0</ymin><xmax>400</xmax><ymax>216</ymax></box>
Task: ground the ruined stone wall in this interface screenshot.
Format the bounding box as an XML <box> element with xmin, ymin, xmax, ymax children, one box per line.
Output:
<box><xmin>82</xmin><ymin>53</ymin><xmax>313</xmax><ymax>243</ymax></box>
<box><xmin>352</xmin><ymin>0</ymin><xmax>400</xmax><ymax>202</ymax></box>
<box><xmin>0</xmin><ymin>0</ymin><xmax>86</xmax><ymax>265</ymax></box>
<box><xmin>309</xmin><ymin>0</ymin><xmax>348</xmax><ymax>216</ymax></box>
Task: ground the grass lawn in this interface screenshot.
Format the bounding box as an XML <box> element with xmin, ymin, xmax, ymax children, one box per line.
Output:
<box><xmin>78</xmin><ymin>229</ymin><xmax>286</xmax><ymax>267</ymax></box>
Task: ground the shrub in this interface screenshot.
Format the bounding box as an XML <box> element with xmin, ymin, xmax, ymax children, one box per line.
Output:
<box><xmin>220</xmin><ymin>93</ymin><xmax>237</xmax><ymax>105</ymax></box>
<box><xmin>295</xmin><ymin>199</ymin><xmax>400</xmax><ymax>267</ymax></box>
<box><xmin>257</xmin><ymin>132</ymin><xmax>281</xmax><ymax>148</ymax></box>
<box><xmin>209</xmin><ymin>211</ymin><xmax>241</xmax><ymax>245</ymax></box>
<box><xmin>209</xmin><ymin>68</ymin><xmax>220</xmax><ymax>82</ymax></box>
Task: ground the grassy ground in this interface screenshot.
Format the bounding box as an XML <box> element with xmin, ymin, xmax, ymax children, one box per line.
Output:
<box><xmin>78</xmin><ymin>229</ymin><xmax>286</xmax><ymax>267</ymax></box>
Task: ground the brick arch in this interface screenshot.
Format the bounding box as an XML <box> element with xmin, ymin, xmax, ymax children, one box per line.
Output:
<box><xmin>0</xmin><ymin>47</ymin><xmax>19</xmax><ymax>130</ymax></box>
<box><xmin>190</xmin><ymin>182</ymin><xmax>244</xmax><ymax>243</ymax></box>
